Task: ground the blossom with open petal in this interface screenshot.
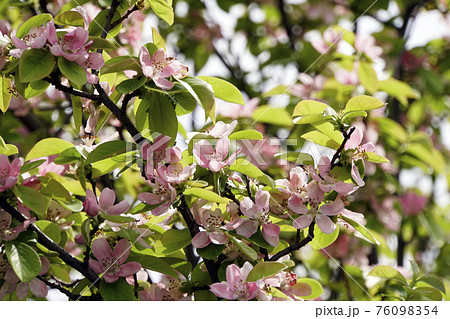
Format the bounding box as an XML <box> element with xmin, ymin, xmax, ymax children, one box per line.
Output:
<box><xmin>10</xmin><ymin>24</ymin><xmax>49</xmax><ymax>58</ymax></box>
<box><xmin>156</xmin><ymin>162</ymin><xmax>196</xmax><ymax>185</ymax></box>
<box><xmin>83</xmin><ymin>188</ymin><xmax>130</xmax><ymax>217</ymax></box>
<box><xmin>355</xmin><ymin>34</ymin><xmax>382</xmax><ymax>60</ymax></box>
<box><xmin>309</xmin><ymin>156</ymin><xmax>356</xmax><ymax>194</ymax></box>
<box><xmin>0</xmin><ymin>154</ymin><xmax>23</xmax><ymax>192</ymax></box>
<box><xmin>141</xmin><ymin>135</ymin><xmax>181</xmax><ymax>180</ymax></box>
<box><xmin>89</xmin><ymin>238</ymin><xmax>141</xmax><ymax>283</ymax></box>
<box><xmin>0</xmin><ymin>210</ymin><xmax>33</xmax><ymax>242</ymax></box>
<box><xmin>311</xmin><ymin>28</ymin><xmax>340</xmax><ymax>54</ymax></box>
<box><xmin>210</xmin><ymin>262</ymin><xmax>260</xmax><ymax>300</ymax></box>
<box><xmin>208</xmin><ymin>120</ymin><xmax>238</xmax><ymax>138</ymax></box>
<box><xmin>138</xmin><ymin>180</ymin><xmax>177</xmax><ymax>216</ymax></box>
<box><xmin>192</xmin><ymin>208</ymin><xmax>228</xmax><ymax>248</ymax></box>
<box><xmin>47</xmin><ymin>22</ymin><xmax>90</xmax><ymax>65</ymax></box>
<box><xmin>228</xmin><ymin>190</ymin><xmax>280</xmax><ymax>246</ymax></box>
<box><xmin>193</xmin><ymin>137</ymin><xmax>240</xmax><ymax>172</ymax></box>
<box><xmin>139</xmin><ymin>47</ymin><xmax>188</xmax><ymax>90</ymax></box>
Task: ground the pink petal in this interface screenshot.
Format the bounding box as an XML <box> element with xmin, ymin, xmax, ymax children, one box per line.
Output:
<box><xmin>289</xmin><ymin>167</ymin><xmax>307</xmax><ymax>190</ymax></box>
<box><xmin>255</xmin><ymin>190</ymin><xmax>270</xmax><ymax>212</ymax></box>
<box><xmin>107</xmin><ymin>200</ymin><xmax>130</xmax><ymax>215</ymax></box>
<box><xmin>192</xmin><ymin>231</ymin><xmax>211</xmax><ymax>248</ymax></box>
<box><xmin>208</xmin><ymin>160</ymin><xmax>226</xmax><ymax>172</ymax></box>
<box><xmin>316</xmin><ymin>215</ymin><xmax>336</xmax><ymax>234</ymax></box>
<box><xmin>99</xmin><ymin>188</ymin><xmax>116</xmax><ymax>212</ymax></box>
<box><xmin>345</xmin><ymin>128</ymin><xmax>363</xmax><ymax>149</ymax></box>
<box><xmin>83</xmin><ymin>188</ymin><xmax>98</xmax><ymax>217</ymax></box>
<box><xmin>16</xmin><ymin>282</ymin><xmax>29</xmax><ymax>300</ymax></box>
<box><xmin>319</xmin><ymin>200</ymin><xmax>344</xmax><ymax>216</ymax></box>
<box><xmin>103</xmin><ymin>273</ymin><xmax>119</xmax><ymax>283</ymax></box>
<box><xmin>30</xmin><ymin>278</ymin><xmax>48</xmax><ymax>298</ymax></box>
<box><xmin>47</xmin><ymin>21</ymin><xmax>57</xmax><ymax>45</ymax></box>
<box><xmin>113</xmin><ymin>239</ymin><xmax>132</xmax><ymax>265</ymax></box>
<box><xmin>333</xmin><ymin>182</ymin><xmax>355</xmax><ymax>194</ymax></box>
<box><xmin>215</xmin><ymin>138</ymin><xmax>230</xmax><ymax>160</ymax></box>
<box><xmin>210</xmin><ymin>283</ymin><xmax>236</xmax><ymax>300</ymax></box>
<box><xmin>288</xmin><ymin>194</ymin><xmax>308</xmax><ymax>214</ymax></box>
<box><xmin>293</xmin><ymin>214</ymin><xmax>313</xmax><ymax>230</ymax></box>
<box><xmin>10</xmin><ymin>158</ymin><xmax>23</xmax><ymax>176</ymax></box>
<box><xmin>138</xmin><ymin>192</ymin><xmax>163</xmax><ymax>205</ymax></box>
<box><xmin>318</xmin><ymin>156</ymin><xmax>331</xmax><ymax>177</ymax></box>
<box><xmin>154</xmin><ymin>76</ymin><xmax>174</xmax><ymax>90</ymax></box>
<box><xmin>226</xmin><ymin>263</ymin><xmax>242</xmax><ymax>286</ymax></box>
<box><xmin>236</xmin><ymin>220</ymin><xmax>258</xmax><ymax>238</ymax></box>
<box><xmin>306</xmin><ymin>181</ymin><xmax>325</xmax><ymax>203</ymax></box>
<box><xmin>351</xmin><ymin>164</ymin><xmax>365</xmax><ymax>186</ymax></box>
<box><xmin>224</xmin><ymin>149</ymin><xmax>240</xmax><ymax>166</ymax></box>
<box><xmin>39</xmin><ymin>257</ymin><xmax>50</xmax><ymax>275</ymax></box>
<box><xmin>89</xmin><ymin>259</ymin><xmax>105</xmax><ymax>274</ymax></box>
<box><xmin>262</xmin><ymin>223</ymin><xmax>280</xmax><ymax>247</ymax></box>
<box><xmin>152</xmin><ymin>202</ymin><xmax>170</xmax><ymax>216</ymax></box>
<box><xmin>240</xmin><ymin>197</ymin><xmax>258</xmax><ymax>219</ymax></box>
<box><xmin>246</xmin><ymin>282</ymin><xmax>259</xmax><ymax>300</ymax></box>
<box><xmin>91</xmin><ymin>237</ymin><xmax>113</xmax><ymax>261</ymax></box>
<box><xmin>116</xmin><ymin>262</ymin><xmax>141</xmax><ymax>277</ymax></box>
<box><xmin>209</xmin><ymin>232</ymin><xmax>228</xmax><ymax>245</ymax></box>
<box><xmin>50</xmin><ymin>45</ymin><xmax>64</xmax><ymax>57</ymax></box>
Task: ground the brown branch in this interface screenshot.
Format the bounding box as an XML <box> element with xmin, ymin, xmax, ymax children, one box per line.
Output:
<box><xmin>45</xmin><ymin>77</ymin><xmax>101</xmax><ymax>101</ymax></box>
<box><xmin>330</xmin><ymin>127</ymin><xmax>356</xmax><ymax>170</ymax></box>
<box><xmin>269</xmin><ymin>222</ymin><xmax>315</xmax><ymax>261</ymax></box>
<box><xmin>37</xmin><ymin>276</ymin><xmax>102</xmax><ymax>300</ymax></box>
<box><xmin>110</xmin><ymin>5</ymin><xmax>139</xmax><ymax>30</ymax></box>
<box><xmin>0</xmin><ymin>198</ymin><xmax>100</xmax><ymax>288</ymax></box>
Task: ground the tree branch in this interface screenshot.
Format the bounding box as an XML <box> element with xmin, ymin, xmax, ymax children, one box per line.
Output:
<box><xmin>110</xmin><ymin>5</ymin><xmax>139</xmax><ymax>30</ymax></box>
<box><xmin>37</xmin><ymin>276</ymin><xmax>102</xmax><ymax>300</ymax></box>
<box><xmin>46</xmin><ymin>77</ymin><xmax>101</xmax><ymax>101</ymax></box>
<box><xmin>0</xmin><ymin>198</ymin><xmax>100</xmax><ymax>288</ymax></box>
<box><xmin>268</xmin><ymin>222</ymin><xmax>315</xmax><ymax>261</ymax></box>
<box><xmin>330</xmin><ymin>127</ymin><xmax>356</xmax><ymax>170</ymax></box>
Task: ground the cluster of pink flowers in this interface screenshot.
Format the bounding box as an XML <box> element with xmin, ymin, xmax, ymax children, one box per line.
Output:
<box><xmin>83</xmin><ymin>187</ymin><xmax>130</xmax><ymax>217</ymax></box>
<box><xmin>0</xmin><ymin>154</ymin><xmax>22</xmax><ymax>192</ymax></box>
<box><xmin>10</xmin><ymin>15</ymin><xmax>104</xmax><ymax>84</ymax></box>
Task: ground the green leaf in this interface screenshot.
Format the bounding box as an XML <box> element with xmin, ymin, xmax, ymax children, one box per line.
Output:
<box><xmin>262</xmin><ymin>84</ymin><xmax>288</xmax><ymax>97</ymax></box>
<box><xmin>342</xmin><ymin>110</ymin><xmax>368</xmax><ymax>124</ymax></box>
<box><xmin>99</xmin><ymin>279</ymin><xmax>136</xmax><ymax>301</ymax></box>
<box><xmin>410</xmin><ymin>287</ymin><xmax>443</xmax><ymax>301</ymax></box>
<box><xmin>309</xmin><ymin>223</ymin><xmax>339</xmax><ymax>250</ymax></box>
<box><xmin>23</xmin><ymin>80</ymin><xmax>50</xmax><ymax>99</ymax></box>
<box><xmin>196</xmin><ymin>244</ymin><xmax>224</xmax><ymax>259</ymax></box>
<box><xmin>128</xmin><ymin>253</ymin><xmax>178</xmax><ymax>278</ymax></box>
<box><xmin>153</xmin><ymin>229</ymin><xmax>191</xmax><ymax>254</ymax></box>
<box><xmin>53</xmin><ymin>147</ymin><xmax>82</xmax><ymax>164</ymax></box>
<box><xmin>148</xmin><ymin>93</ymin><xmax>178</xmax><ymax>145</ymax></box>
<box><xmin>58</xmin><ymin>57</ymin><xmax>87</xmax><ymax>86</ymax></box>
<box><xmin>88</xmin><ymin>36</ymin><xmax>116</xmax><ymax>49</ymax></box>
<box><xmin>246</xmin><ymin>262</ymin><xmax>287</xmax><ymax>282</ymax></box>
<box><xmin>376</xmin><ymin>117</ymin><xmax>409</xmax><ymax>143</ymax></box>
<box><xmin>16</xmin><ymin>14</ymin><xmax>53</xmax><ymax>38</ymax></box>
<box><xmin>293</xmin><ymin>100</ymin><xmax>329</xmax><ymax>116</ymax></box>
<box><xmin>229</xmin><ymin>158</ymin><xmax>275</xmax><ymax>189</ymax></box>
<box><xmin>26</xmin><ymin>138</ymin><xmax>74</xmax><ymax>161</ymax></box>
<box><xmin>0</xmin><ymin>143</ymin><xmax>18</xmax><ymax>156</ymax></box>
<box><xmin>295</xmin><ymin>278</ymin><xmax>323</xmax><ymax>300</ymax></box>
<box><xmin>177</xmin><ymin>77</ymin><xmax>215</xmax><ymax>121</ymax></box>
<box><xmin>273</xmin><ymin>152</ymin><xmax>315</xmax><ymax>166</ymax></box>
<box><xmin>340</xmin><ymin>215</ymin><xmax>380</xmax><ymax>245</ymax></box>
<box><xmin>226</xmin><ymin>233</ymin><xmax>257</xmax><ymax>260</ymax></box>
<box><xmin>368</xmin><ymin>265</ymin><xmax>407</xmax><ymax>284</ymax></box>
<box><xmin>116</xmin><ymin>76</ymin><xmax>146</xmax><ymax>94</ymax></box>
<box><xmin>365</xmin><ymin>151</ymin><xmax>390</xmax><ymax>163</ymax></box>
<box><xmin>0</xmin><ymin>77</ymin><xmax>12</xmax><ymax>113</ymax></box>
<box><xmin>147</xmin><ymin>0</ymin><xmax>174</xmax><ymax>25</ymax></box>
<box><xmin>379</xmin><ymin>78</ymin><xmax>418</xmax><ymax>106</ymax></box>
<box><xmin>100</xmin><ymin>56</ymin><xmax>141</xmax><ymax>75</ymax></box>
<box><xmin>152</xmin><ymin>27</ymin><xmax>166</xmax><ymax>50</ymax></box>
<box><xmin>417</xmin><ymin>275</ymin><xmax>446</xmax><ymax>294</ymax></box>
<box><xmin>41</xmin><ymin>179</ymin><xmax>71</xmax><ymax>201</ymax></box>
<box><xmin>197</xmin><ymin>76</ymin><xmax>245</xmax><ymax>105</ymax></box>
<box><xmin>72</xmin><ymin>95</ymin><xmax>83</xmax><ymax>134</ymax></box>
<box><xmin>358</xmin><ymin>62</ymin><xmax>379</xmax><ymax>93</ymax></box>
<box><xmin>184</xmin><ymin>188</ymin><xmax>229</xmax><ymax>204</ymax></box>
<box><xmin>86</xmin><ymin>140</ymin><xmax>136</xmax><ymax>164</ymax></box>
<box><xmin>102</xmin><ymin>215</ymin><xmax>135</xmax><ymax>223</ymax></box>
<box><xmin>13</xmin><ymin>185</ymin><xmax>47</xmax><ymax>219</ymax></box>
<box><xmin>19</xmin><ymin>49</ymin><xmax>55</xmax><ymax>83</ymax></box>
<box><xmin>344</xmin><ymin>95</ymin><xmax>385</xmax><ymax>112</ymax></box>
<box><xmin>293</xmin><ymin>114</ymin><xmax>330</xmax><ymax>125</ymax></box>
<box><xmin>5</xmin><ymin>242</ymin><xmax>42</xmax><ymax>282</ymax></box>
<box><xmin>54</xmin><ymin>11</ymin><xmax>84</xmax><ymax>27</ymax></box>
<box><xmin>35</xmin><ymin>220</ymin><xmax>61</xmax><ymax>244</ymax></box>
<box><xmin>89</xmin><ymin>10</ymin><xmax>122</xmax><ymax>38</ymax></box>
<box><xmin>228</xmin><ymin>130</ymin><xmax>263</xmax><ymax>140</ymax></box>
<box><xmin>301</xmin><ymin>131</ymin><xmax>341</xmax><ymax>149</ymax></box>
<box><xmin>312</xmin><ymin>121</ymin><xmax>343</xmax><ymax>145</ymax></box>
<box><xmin>20</xmin><ymin>159</ymin><xmax>46</xmax><ymax>174</ymax></box>
<box><xmin>252</xmin><ymin>106</ymin><xmax>293</xmax><ymax>127</ymax></box>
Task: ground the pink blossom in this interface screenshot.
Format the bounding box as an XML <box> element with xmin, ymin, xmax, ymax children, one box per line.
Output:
<box><xmin>36</xmin><ymin>155</ymin><xmax>67</xmax><ymax>176</ymax></box>
<box><xmin>193</xmin><ymin>137</ymin><xmax>240</xmax><ymax>172</ymax></box>
<box><xmin>399</xmin><ymin>192</ymin><xmax>428</xmax><ymax>216</ymax></box>
<box><xmin>192</xmin><ymin>208</ymin><xmax>228</xmax><ymax>248</ymax></box>
<box><xmin>139</xmin><ymin>273</ymin><xmax>189</xmax><ymax>301</ymax></box>
<box><xmin>311</xmin><ymin>28</ymin><xmax>340</xmax><ymax>54</ymax></box>
<box><xmin>157</xmin><ymin>162</ymin><xmax>196</xmax><ymax>184</ymax></box>
<box><xmin>89</xmin><ymin>238</ymin><xmax>141</xmax><ymax>283</ymax></box>
<box><xmin>207</xmin><ymin>120</ymin><xmax>238</xmax><ymax>138</ymax></box>
<box><xmin>227</xmin><ymin>190</ymin><xmax>280</xmax><ymax>246</ymax></box>
<box><xmin>139</xmin><ymin>47</ymin><xmax>188</xmax><ymax>90</ymax></box>
<box><xmin>138</xmin><ymin>180</ymin><xmax>177</xmax><ymax>216</ymax></box>
<box><xmin>83</xmin><ymin>188</ymin><xmax>130</xmax><ymax>217</ymax></box>
<box><xmin>210</xmin><ymin>262</ymin><xmax>261</xmax><ymax>300</ymax></box>
<box><xmin>141</xmin><ymin>135</ymin><xmax>181</xmax><ymax>180</ymax></box>
<box><xmin>335</xmin><ymin>63</ymin><xmax>359</xmax><ymax>85</ymax></box>
<box><xmin>309</xmin><ymin>156</ymin><xmax>356</xmax><ymax>193</ymax></box>
<box><xmin>0</xmin><ymin>154</ymin><xmax>23</xmax><ymax>192</ymax></box>
<box><xmin>355</xmin><ymin>34</ymin><xmax>382</xmax><ymax>60</ymax></box>
<box><xmin>0</xmin><ymin>210</ymin><xmax>33</xmax><ymax>242</ymax></box>
<box><xmin>10</xmin><ymin>24</ymin><xmax>49</xmax><ymax>58</ymax></box>
<box><xmin>218</xmin><ymin>98</ymin><xmax>259</xmax><ymax>119</ymax></box>
<box><xmin>47</xmin><ymin>22</ymin><xmax>90</xmax><ymax>64</ymax></box>
<box><xmin>289</xmin><ymin>74</ymin><xmax>326</xmax><ymax>99</ymax></box>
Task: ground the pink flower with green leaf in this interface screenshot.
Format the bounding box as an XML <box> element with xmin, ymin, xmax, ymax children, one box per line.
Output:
<box><xmin>192</xmin><ymin>208</ymin><xmax>228</xmax><ymax>248</ymax></box>
<box><xmin>193</xmin><ymin>137</ymin><xmax>240</xmax><ymax>172</ymax></box>
<box><xmin>82</xmin><ymin>188</ymin><xmax>130</xmax><ymax>217</ymax></box>
<box><xmin>0</xmin><ymin>154</ymin><xmax>23</xmax><ymax>192</ymax></box>
<box><xmin>89</xmin><ymin>237</ymin><xmax>141</xmax><ymax>283</ymax></box>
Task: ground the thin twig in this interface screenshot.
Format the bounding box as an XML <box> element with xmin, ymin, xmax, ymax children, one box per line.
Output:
<box><xmin>268</xmin><ymin>222</ymin><xmax>315</xmax><ymax>261</ymax></box>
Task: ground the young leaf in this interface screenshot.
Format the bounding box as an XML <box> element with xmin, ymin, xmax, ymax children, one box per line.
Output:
<box><xmin>358</xmin><ymin>62</ymin><xmax>379</xmax><ymax>93</ymax></box>
<box><xmin>26</xmin><ymin>138</ymin><xmax>74</xmax><ymax>161</ymax></box>
<box><xmin>365</xmin><ymin>151</ymin><xmax>390</xmax><ymax>163</ymax></box>
<box><xmin>184</xmin><ymin>187</ymin><xmax>229</xmax><ymax>204</ymax></box>
<box><xmin>340</xmin><ymin>215</ymin><xmax>380</xmax><ymax>245</ymax></box>
<box><xmin>246</xmin><ymin>261</ymin><xmax>287</xmax><ymax>282</ymax></box>
<box><xmin>128</xmin><ymin>253</ymin><xmax>178</xmax><ymax>278</ymax></box>
<box><xmin>295</xmin><ymin>278</ymin><xmax>323</xmax><ymax>300</ymax></box>
<box><xmin>177</xmin><ymin>77</ymin><xmax>215</xmax><ymax>121</ymax></box>
<box><xmin>35</xmin><ymin>220</ymin><xmax>61</xmax><ymax>244</ymax></box>
<box><xmin>293</xmin><ymin>100</ymin><xmax>329</xmax><ymax>116</ymax></box>
<box><xmin>274</xmin><ymin>152</ymin><xmax>315</xmax><ymax>166</ymax></box>
<box><xmin>147</xmin><ymin>93</ymin><xmax>178</xmax><ymax>145</ymax></box>
<box><xmin>344</xmin><ymin>95</ymin><xmax>385</xmax><ymax>112</ymax></box>
<box><xmin>228</xmin><ymin>130</ymin><xmax>263</xmax><ymax>140</ymax></box>
<box><xmin>417</xmin><ymin>275</ymin><xmax>446</xmax><ymax>294</ymax></box>
<box><xmin>301</xmin><ymin>131</ymin><xmax>341</xmax><ymax>149</ymax></box>
<box><xmin>368</xmin><ymin>265</ymin><xmax>407</xmax><ymax>284</ymax></box>
<box><xmin>197</xmin><ymin>76</ymin><xmax>245</xmax><ymax>105</ymax></box>
<box><xmin>85</xmin><ymin>140</ymin><xmax>136</xmax><ymax>164</ymax></box>
<box><xmin>229</xmin><ymin>158</ymin><xmax>275</xmax><ymax>189</ymax></box>
<box><xmin>196</xmin><ymin>244</ymin><xmax>225</xmax><ymax>259</ymax></box>
<box><xmin>19</xmin><ymin>49</ymin><xmax>55</xmax><ymax>83</ymax></box>
<box><xmin>58</xmin><ymin>57</ymin><xmax>87</xmax><ymax>86</ymax></box>
<box><xmin>147</xmin><ymin>0</ymin><xmax>174</xmax><ymax>25</ymax></box>
<box><xmin>152</xmin><ymin>27</ymin><xmax>166</xmax><ymax>50</ymax></box>
<box><xmin>252</xmin><ymin>106</ymin><xmax>293</xmax><ymax>127</ymax></box>
<box><xmin>89</xmin><ymin>10</ymin><xmax>122</xmax><ymax>38</ymax></box>
<box><xmin>16</xmin><ymin>14</ymin><xmax>53</xmax><ymax>38</ymax></box>
<box><xmin>99</xmin><ymin>279</ymin><xmax>137</xmax><ymax>301</ymax></box>
<box><xmin>102</xmin><ymin>215</ymin><xmax>136</xmax><ymax>223</ymax></box>
<box><xmin>5</xmin><ymin>242</ymin><xmax>42</xmax><ymax>282</ymax></box>
<box><xmin>153</xmin><ymin>229</ymin><xmax>192</xmax><ymax>254</ymax></box>
<box><xmin>226</xmin><ymin>233</ymin><xmax>258</xmax><ymax>261</ymax></box>
<box><xmin>54</xmin><ymin>11</ymin><xmax>84</xmax><ymax>27</ymax></box>
<box><xmin>13</xmin><ymin>185</ymin><xmax>47</xmax><ymax>219</ymax></box>
<box><xmin>116</xmin><ymin>76</ymin><xmax>146</xmax><ymax>94</ymax></box>
<box><xmin>101</xmin><ymin>56</ymin><xmax>141</xmax><ymax>75</ymax></box>
<box><xmin>0</xmin><ymin>77</ymin><xmax>12</xmax><ymax>113</ymax></box>
<box><xmin>23</xmin><ymin>80</ymin><xmax>50</xmax><ymax>99</ymax></box>
<box><xmin>309</xmin><ymin>224</ymin><xmax>339</xmax><ymax>250</ymax></box>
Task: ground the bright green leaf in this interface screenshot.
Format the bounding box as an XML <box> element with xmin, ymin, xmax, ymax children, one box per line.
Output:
<box><xmin>35</xmin><ymin>220</ymin><xmax>61</xmax><ymax>244</ymax></box>
<box><xmin>274</xmin><ymin>152</ymin><xmax>315</xmax><ymax>166</ymax></box>
<box><xmin>5</xmin><ymin>242</ymin><xmax>42</xmax><ymax>282</ymax></box>
<box><xmin>101</xmin><ymin>56</ymin><xmax>141</xmax><ymax>75</ymax></box>
<box><xmin>26</xmin><ymin>138</ymin><xmax>74</xmax><ymax>161</ymax></box>
<box><xmin>147</xmin><ymin>0</ymin><xmax>174</xmax><ymax>25</ymax></box>
<box><xmin>417</xmin><ymin>275</ymin><xmax>446</xmax><ymax>294</ymax></box>
<box><xmin>89</xmin><ymin>10</ymin><xmax>122</xmax><ymax>38</ymax></box>
<box><xmin>309</xmin><ymin>224</ymin><xmax>339</xmax><ymax>250</ymax></box>
<box><xmin>16</xmin><ymin>14</ymin><xmax>53</xmax><ymax>38</ymax></box>
<box><xmin>23</xmin><ymin>80</ymin><xmax>50</xmax><ymax>99</ymax></box>
<box><xmin>293</xmin><ymin>100</ymin><xmax>329</xmax><ymax>116</ymax></box>
<box><xmin>153</xmin><ymin>229</ymin><xmax>191</xmax><ymax>254</ymax></box>
<box><xmin>340</xmin><ymin>215</ymin><xmax>380</xmax><ymax>245</ymax></box>
<box><xmin>365</xmin><ymin>151</ymin><xmax>390</xmax><ymax>163</ymax></box>
<box><xmin>229</xmin><ymin>130</ymin><xmax>263</xmax><ymax>140</ymax></box>
<box><xmin>177</xmin><ymin>77</ymin><xmax>215</xmax><ymax>121</ymax></box>
<box><xmin>368</xmin><ymin>265</ymin><xmax>407</xmax><ymax>284</ymax></box>
<box><xmin>86</xmin><ymin>140</ymin><xmax>136</xmax><ymax>164</ymax></box>
<box><xmin>196</xmin><ymin>244</ymin><xmax>224</xmax><ymax>259</ymax></box>
<box><xmin>19</xmin><ymin>49</ymin><xmax>55</xmax><ymax>83</ymax></box>
<box><xmin>252</xmin><ymin>106</ymin><xmax>293</xmax><ymax>127</ymax></box>
<box><xmin>99</xmin><ymin>279</ymin><xmax>136</xmax><ymax>301</ymax></box>
<box><xmin>152</xmin><ymin>27</ymin><xmax>166</xmax><ymax>50</ymax></box>
<box><xmin>147</xmin><ymin>93</ymin><xmax>178</xmax><ymax>145</ymax></box>
<box><xmin>344</xmin><ymin>95</ymin><xmax>385</xmax><ymax>112</ymax></box>
<box><xmin>54</xmin><ymin>11</ymin><xmax>84</xmax><ymax>27</ymax></box>
<box><xmin>246</xmin><ymin>262</ymin><xmax>287</xmax><ymax>282</ymax></box>
<box><xmin>229</xmin><ymin>158</ymin><xmax>275</xmax><ymax>189</ymax></box>
<box><xmin>197</xmin><ymin>76</ymin><xmax>245</xmax><ymax>105</ymax></box>
<box><xmin>13</xmin><ymin>185</ymin><xmax>47</xmax><ymax>219</ymax></box>
<box><xmin>301</xmin><ymin>131</ymin><xmax>341</xmax><ymax>149</ymax></box>
<box><xmin>358</xmin><ymin>62</ymin><xmax>379</xmax><ymax>93</ymax></box>
<box><xmin>58</xmin><ymin>57</ymin><xmax>87</xmax><ymax>86</ymax></box>
<box><xmin>0</xmin><ymin>77</ymin><xmax>12</xmax><ymax>113</ymax></box>
<box><xmin>184</xmin><ymin>187</ymin><xmax>229</xmax><ymax>204</ymax></box>
<box><xmin>116</xmin><ymin>76</ymin><xmax>146</xmax><ymax>94</ymax></box>
<box><xmin>295</xmin><ymin>278</ymin><xmax>323</xmax><ymax>300</ymax></box>
<box><xmin>128</xmin><ymin>253</ymin><xmax>178</xmax><ymax>278</ymax></box>
<box><xmin>226</xmin><ymin>233</ymin><xmax>257</xmax><ymax>260</ymax></box>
